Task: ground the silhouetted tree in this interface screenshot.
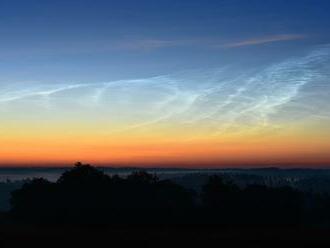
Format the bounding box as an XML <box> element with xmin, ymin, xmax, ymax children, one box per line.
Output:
<box><xmin>9</xmin><ymin>163</ymin><xmax>308</xmax><ymax>227</ymax></box>
<box><xmin>10</xmin><ymin>163</ymin><xmax>196</xmax><ymax>226</ymax></box>
<box><xmin>10</xmin><ymin>178</ymin><xmax>56</xmax><ymax>221</ymax></box>
<box><xmin>57</xmin><ymin>162</ymin><xmax>109</xmax><ymax>186</ymax></box>
<box><xmin>201</xmin><ymin>175</ymin><xmax>239</xmax><ymax>208</ymax></box>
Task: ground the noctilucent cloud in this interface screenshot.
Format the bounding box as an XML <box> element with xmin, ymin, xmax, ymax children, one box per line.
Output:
<box><xmin>0</xmin><ymin>0</ymin><xmax>330</xmax><ymax>167</ymax></box>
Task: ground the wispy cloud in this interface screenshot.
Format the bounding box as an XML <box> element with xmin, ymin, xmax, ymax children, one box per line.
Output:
<box><xmin>115</xmin><ymin>39</ymin><xmax>196</xmax><ymax>51</ymax></box>
<box><xmin>116</xmin><ymin>34</ymin><xmax>306</xmax><ymax>51</ymax></box>
<box><xmin>0</xmin><ymin>45</ymin><xmax>329</xmax><ymax>137</ymax></box>
<box><xmin>0</xmin><ymin>35</ymin><xmax>306</xmax><ymax>57</ymax></box>
<box><xmin>222</xmin><ymin>34</ymin><xmax>306</xmax><ymax>48</ymax></box>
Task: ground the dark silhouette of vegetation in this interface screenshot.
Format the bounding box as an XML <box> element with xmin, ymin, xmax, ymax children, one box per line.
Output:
<box><xmin>10</xmin><ymin>163</ymin><xmax>194</xmax><ymax>226</ymax></box>
<box><xmin>8</xmin><ymin>162</ymin><xmax>330</xmax><ymax>228</ymax></box>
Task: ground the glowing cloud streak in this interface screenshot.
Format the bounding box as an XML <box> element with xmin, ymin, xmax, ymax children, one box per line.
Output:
<box><xmin>0</xmin><ymin>45</ymin><xmax>329</xmax><ymax>136</ymax></box>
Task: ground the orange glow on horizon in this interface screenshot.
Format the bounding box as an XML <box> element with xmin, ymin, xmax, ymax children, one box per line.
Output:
<box><xmin>1</xmin><ymin>116</ymin><xmax>329</xmax><ymax>167</ymax></box>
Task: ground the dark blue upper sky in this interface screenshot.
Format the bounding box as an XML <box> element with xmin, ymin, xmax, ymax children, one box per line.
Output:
<box><xmin>0</xmin><ymin>0</ymin><xmax>329</xmax><ymax>83</ymax></box>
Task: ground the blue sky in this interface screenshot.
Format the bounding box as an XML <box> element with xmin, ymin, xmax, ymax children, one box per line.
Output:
<box><xmin>1</xmin><ymin>0</ymin><xmax>330</xmax><ymax>166</ymax></box>
<box><xmin>0</xmin><ymin>0</ymin><xmax>329</xmax><ymax>83</ymax></box>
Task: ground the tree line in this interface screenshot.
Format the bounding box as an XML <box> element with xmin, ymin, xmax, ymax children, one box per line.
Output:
<box><xmin>9</xmin><ymin>162</ymin><xmax>330</xmax><ymax>227</ymax></box>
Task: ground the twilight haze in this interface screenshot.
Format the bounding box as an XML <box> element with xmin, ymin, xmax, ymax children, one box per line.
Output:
<box><xmin>0</xmin><ymin>0</ymin><xmax>330</xmax><ymax>167</ymax></box>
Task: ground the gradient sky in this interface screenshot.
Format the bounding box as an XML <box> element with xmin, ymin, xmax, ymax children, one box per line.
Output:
<box><xmin>0</xmin><ymin>0</ymin><xmax>330</xmax><ymax>167</ymax></box>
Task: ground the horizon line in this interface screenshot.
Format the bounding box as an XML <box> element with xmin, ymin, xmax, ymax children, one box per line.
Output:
<box><xmin>0</xmin><ymin>163</ymin><xmax>329</xmax><ymax>170</ymax></box>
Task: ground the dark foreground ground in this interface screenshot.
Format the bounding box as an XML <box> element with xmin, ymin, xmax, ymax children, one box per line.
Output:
<box><xmin>1</xmin><ymin>226</ymin><xmax>330</xmax><ymax>248</ymax></box>
<box><xmin>3</xmin><ymin>164</ymin><xmax>330</xmax><ymax>247</ymax></box>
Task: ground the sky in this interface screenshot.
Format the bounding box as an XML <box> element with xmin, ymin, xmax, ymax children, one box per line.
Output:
<box><xmin>0</xmin><ymin>0</ymin><xmax>330</xmax><ymax>167</ymax></box>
